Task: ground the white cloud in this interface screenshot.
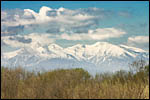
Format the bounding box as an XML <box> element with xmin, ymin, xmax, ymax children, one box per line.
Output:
<box><xmin>1</xmin><ymin>11</ymin><xmax>7</xmax><ymax>20</ymax></box>
<box><xmin>2</xmin><ymin>33</ymin><xmax>55</xmax><ymax>49</ymax></box>
<box><xmin>128</xmin><ymin>36</ymin><xmax>149</xmax><ymax>43</ymax></box>
<box><xmin>1</xmin><ymin>27</ymin><xmax>126</xmax><ymax>51</ymax></box>
<box><xmin>57</xmin><ymin>28</ymin><xmax>126</xmax><ymax>40</ymax></box>
<box><xmin>72</xmin><ymin>14</ymin><xmax>95</xmax><ymax>21</ymax></box>
<box><xmin>2</xmin><ymin>6</ymin><xmax>96</xmax><ymax>26</ymax></box>
<box><xmin>1</xmin><ymin>6</ymin><xmax>113</xmax><ymax>35</ymax></box>
<box><xmin>1</xmin><ymin>6</ymin><xmax>128</xmax><ymax>50</ymax></box>
<box><xmin>127</xmin><ymin>36</ymin><xmax>149</xmax><ymax>51</ymax></box>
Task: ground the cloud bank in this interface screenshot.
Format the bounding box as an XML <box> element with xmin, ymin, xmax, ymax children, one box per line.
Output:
<box><xmin>1</xmin><ymin>6</ymin><xmax>120</xmax><ymax>36</ymax></box>
<box><xmin>57</xmin><ymin>28</ymin><xmax>126</xmax><ymax>40</ymax></box>
<box><xmin>127</xmin><ymin>36</ymin><xmax>149</xmax><ymax>50</ymax></box>
<box><xmin>1</xmin><ymin>6</ymin><xmax>148</xmax><ymax>51</ymax></box>
<box><xmin>1</xmin><ymin>33</ymin><xmax>54</xmax><ymax>49</ymax></box>
<box><xmin>1</xmin><ymin>6</ymin><xmax>103</xmax><ymax>35</ymax></box>
<box><xmin>128</xmin><ymin>36</ymin><xmax>149</xmax><ymax>44</ymax></box>
<box><xmin>1</xmin><ymin>6</ymin><xmax>127</xmax><ymax>45</ymax></box>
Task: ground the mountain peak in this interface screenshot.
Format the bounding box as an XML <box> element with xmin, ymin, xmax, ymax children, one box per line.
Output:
<box><xmin>92</xmin><ymin>42</ymin><xmax>112</xmax><ymax>46</ymax></box>
<box><xmin>48</xmin><ymin>43</ymin><xmax>63</xmax><ymax>50</ymax></box>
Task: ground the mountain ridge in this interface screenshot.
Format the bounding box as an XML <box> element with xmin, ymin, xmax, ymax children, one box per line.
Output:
<box><xmin>1</xmin><ymin>42</ymin><xmax>149</xmax><ymax>74</ymax></box>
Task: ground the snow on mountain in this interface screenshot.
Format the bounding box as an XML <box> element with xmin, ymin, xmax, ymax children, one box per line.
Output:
<box><xmin>119</xmin><ymin>44</ymin><xmax>146</xmax><ymax>53</ymax></box>
<box><xmin>2</xmin><ymin>48</ymin><xmax>40</xmax><ymax>68</ymax></box>
<box><xmin>2</xmin><ymin>48</ymin><xmax>23</xmax><ymax>59</ymax></box>
<box><xmin>63</xmin><ymin>42</ymin><xmax>146</xmax><ymax>64</ymax></box>
<box><xmin>1</xmin><ymin>42</ymin><xmax>149</xmax><ymax>74</ymax></box>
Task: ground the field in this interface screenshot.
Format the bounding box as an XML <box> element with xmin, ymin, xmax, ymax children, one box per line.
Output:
<box><xmin>1</xmin><ymin>63</ymin><xmax>149</xmax><ymax>99</ymax></box>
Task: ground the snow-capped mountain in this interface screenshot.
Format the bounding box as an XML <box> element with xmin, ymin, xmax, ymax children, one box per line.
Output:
<box><xmin>1</xmin><ymin>42</ymin><xmax>149</xmax><ymax>75</ymax></box>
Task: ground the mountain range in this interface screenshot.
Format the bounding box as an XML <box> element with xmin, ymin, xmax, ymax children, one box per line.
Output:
<box><xmin>1</xmin><ymin>42</ymin><xmax>149</xmax><ymax>75</ymax></box>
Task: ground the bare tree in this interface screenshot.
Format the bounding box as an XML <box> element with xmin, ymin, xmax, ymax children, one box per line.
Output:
<box><xmin>129</xmin><ymin>59</ymin><xmax>146</xmax><ymax>73</ymax></box>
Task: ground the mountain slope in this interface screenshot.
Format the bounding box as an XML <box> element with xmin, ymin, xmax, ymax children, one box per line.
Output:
<box><xmin>1</xmin><ymin>42</ymin><xmax>149</xmax><ymax>74</ymax></box>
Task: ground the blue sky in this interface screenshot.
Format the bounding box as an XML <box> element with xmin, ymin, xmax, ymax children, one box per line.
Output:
<box><xmin>1</xmin><ymin>1</ymin><xmax>149</xmax><ymax>11</ymax></box>
<box><xmin>1</xmin><ymin>1</ymin><xmax>149</xmax><ymax>51</ymax></box>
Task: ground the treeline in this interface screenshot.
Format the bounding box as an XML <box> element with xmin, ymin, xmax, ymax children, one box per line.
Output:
<box><xmin>1</xmin><ymin>61</ymin><xmax>149</xmax><ymax>99</ymax></box>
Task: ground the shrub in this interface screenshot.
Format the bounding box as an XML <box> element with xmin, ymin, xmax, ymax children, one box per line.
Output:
<box><xmin>1</xmin><ymin>64</ymin><xmax>149</xmax><ymax>99</ymax></box>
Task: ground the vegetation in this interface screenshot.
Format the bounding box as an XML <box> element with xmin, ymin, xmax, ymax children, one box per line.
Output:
<box><xmin>1</xmin><ymin>60</ymin><xmax>149</xmax><ymax>99</ymax></box>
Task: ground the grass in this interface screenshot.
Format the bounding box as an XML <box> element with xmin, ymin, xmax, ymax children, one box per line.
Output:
<box><xmin>1</xmin><ymin>64</ymin><xmax>149</xmax><ymax>99</ymax></box>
